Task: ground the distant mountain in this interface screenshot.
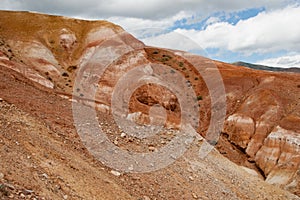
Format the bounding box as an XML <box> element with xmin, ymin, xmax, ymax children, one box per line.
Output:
<box><xmin>232</xmin><ymin>61</ymin><xmax>300</xmax><ymax>73</ymax></box>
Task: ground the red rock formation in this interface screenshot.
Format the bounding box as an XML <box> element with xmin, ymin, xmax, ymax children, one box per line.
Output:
<box><xmin>256</xmin><ymin>126</ymin><xmax>300</xmax><ymax>194</ymax></box>
<box><xmin>223</xmin><ymin>113</ymin><xmax>255</xmax><ymax>148</ymax></box>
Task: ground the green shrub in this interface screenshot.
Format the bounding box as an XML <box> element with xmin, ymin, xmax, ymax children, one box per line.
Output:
<box><xmin>62</xmin><ymin>72</ymin><xmax>69</xmax><ymax>77</ymax></box>
<box><xmin>0</xmin><ymin>184</ymin><xmax>9</xmax><ymax>196</ymax></box>
<box><xmin>197</xmin><ymin>95</ymin><xmax>203</xmax><ymax>100</ymax></box>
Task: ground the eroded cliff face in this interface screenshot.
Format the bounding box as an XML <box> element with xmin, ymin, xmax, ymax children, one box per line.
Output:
<box><xmin>222</xmin><ymin>77</ymin><xmax>300</xmax><ymax>195</ymax></box>
<box><xmin>256</xmin><ymin>126</ymin><xmax>300</xmax><ymax>183</ymax></box>
<box><xmin>0</xmin><ymin>10</ymin><xmax>300</xmax><ymax>196</ymax></box>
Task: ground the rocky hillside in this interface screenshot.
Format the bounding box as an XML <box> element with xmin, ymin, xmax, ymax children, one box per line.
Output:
<box><xmin>0</xmin><ymin>11</ymin><xmax>299</xmax><ymax>199</ymax></box>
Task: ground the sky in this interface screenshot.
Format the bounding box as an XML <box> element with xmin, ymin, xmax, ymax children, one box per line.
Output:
<box><xmin>1</xmin><ymin>0</ymin><xmax>300</xmax><ymax>68</ymax></box>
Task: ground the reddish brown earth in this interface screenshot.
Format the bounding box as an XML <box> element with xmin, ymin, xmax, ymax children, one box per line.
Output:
<box><xmin>0</xmin><ymin>11</ymin><xmax>300</xmax><ymax>199</ymax></box>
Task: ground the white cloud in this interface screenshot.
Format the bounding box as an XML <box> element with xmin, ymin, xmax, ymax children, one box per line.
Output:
<box><xmin>256</xmin><ymin>54</ymin><xmax>300</xmax><ymax>68</ymax></box>
<box><xmin>170</xmin><ymin>5</ymin><xmax>300</xmax><ymax>54</ymax></box>
<box><xmin>205</xmin><ymin>17</ymin><xmax>221</xmax><ymax>26</ymax></box>
<box><xmin>0</xmin><ymin>0</ymin><xmax>295</xmax><ymax>20</ymax></box>
<box><xmin>107</xmin><ymin>11</ymin><xmax>190</xmax><ymax>32</ymax></box>
<box><xmin>142</xmin><ymin>31</ymin><xmax>203</xmax><ymax>52</ymax></box>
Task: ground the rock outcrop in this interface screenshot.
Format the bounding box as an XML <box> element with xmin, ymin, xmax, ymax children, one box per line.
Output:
<box><xmin>256</xmin><ymin>126</ymin><xmax>300</xmax><ymax>194</ymax></box>
<box><xmin>222</xmin><ymin>83</ymin><xmax>300</xmax><ymax>194</ymax></box>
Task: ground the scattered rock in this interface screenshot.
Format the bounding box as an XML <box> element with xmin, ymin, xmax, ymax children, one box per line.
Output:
<box><xmin>110</xmin><ymin>170</ymin><xmax>121</xmax><ymax>176</ymax></box>
<box><xmin>148</xmin><ymin>146</ymin><xmax>156</xmax><ymax>151</ymax></box>
<box><xmin>5</xmin><ymin>183</ymin><xmax>15</xmax><ymax>190</ymax></box>
<box><xmin>23</xmin><ymin>189</ymin><xmax>34</xmax><ymax>195</ymax></box>
<box><xmin>143</xmin><ymin>196</ymin><xmax>151</xmax><ymax>200</ymax></box>
<box><xmin>192</xmin><ymin>193</ymin><xmax>198</xmax><ymax>199</ymax></box>
<box><xmin>0</xmin><ymin>172</ymin><xmax>4</xmax><ymax>179</ymax></box>
<box><xmin>128</xmin><ymin>165</ymin><xmax>134</xmax><ymax>171</ymax></box>
<box><xmin>120</xmin><ymin>132</ymin><xmax>126</xmax><ymax>138</ymax></box>
<box><xmin>41</xmin><ymin>173</ymin><xmax>48</xmax><ymax>179</ymax></box>
<box><xmin>161</xmin><ymin>140</ymin><xmax>166</xmax><ymax>144</ymax></box>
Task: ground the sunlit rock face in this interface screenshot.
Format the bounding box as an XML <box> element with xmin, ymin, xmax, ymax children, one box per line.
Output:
<box><xmin>255</xmin><ymin>126</ymin><xmax>300</xmax><ymax>195</ymax></box>
<box><xmin>223</xmin><ymin>113</ymin><xmax>255</xmax><ymax>148</ymax></box>
<box><xmin>222</xmin><ymin>86</ymin><xmax>300</xmax><ymax>194</ymax></box>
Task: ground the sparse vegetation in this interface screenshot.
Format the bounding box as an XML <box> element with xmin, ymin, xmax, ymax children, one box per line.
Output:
<box><xmin>197</xmin><ymin>95</ymin><xmax>203</xmax><ymax>100</ymax></box>
<box><xmin>163</xmin><ymin>54</ymin><xmax>172</xmax><ymax>58</ymax></box>
<box><xmin>0</xmin><ymin>184</ymin><xmax>9</xmax><ymax>196</ymax></box>
<box><xmin>160</xmin><ymin>58</ymin><xmax>167</xmax><ymax>62</ymax></box>
<box><xmin>67</xmin><ymin>65</ymin><xmax>77</xmax><ymax>72</ymax></box>
<box><xmin>178</xmin><ymin>62</ymin><xmax>184</xmax><ymax>67</ymax></box>
<box><xmin>62</xmin><ymin>72</ymin><xmax>69</xmax><ymax>77</ymax></box>
<box><xmin>160</xmin><ymin>54</ymin><xmax>172</xmax><ymax>62</ymax></box>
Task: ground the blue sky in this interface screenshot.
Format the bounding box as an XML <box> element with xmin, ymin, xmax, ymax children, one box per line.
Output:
<box><xmin>169</xmin><ymin>8</ymin><xmax>268</xmax><ymax>62</ymax></box>
<box><xmin>1</xmin><ymin>0</ymin><xmax>300</xmax><ymax>68</ymax></box>
<box><xmin>170</xmin><ymin>7</ymin><xmax>266</xmax><ymax>31</ymax></box>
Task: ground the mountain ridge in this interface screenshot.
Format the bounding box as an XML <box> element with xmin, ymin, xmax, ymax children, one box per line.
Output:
<box><xmin>232</xmin><ymin>61</ymin><xmax>300</xmax><ymax>73</ymax></box>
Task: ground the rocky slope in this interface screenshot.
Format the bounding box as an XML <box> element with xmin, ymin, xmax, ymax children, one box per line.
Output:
<box><xmin>0</xmin><ymin>10</ymin><xmax>300</xmax><ymax>199</ymax></box>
